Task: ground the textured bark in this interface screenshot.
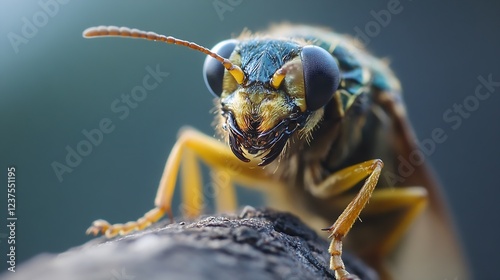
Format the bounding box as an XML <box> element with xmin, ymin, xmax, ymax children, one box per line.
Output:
<box><xmin>1</xmin><ymin>207</ymin><xmax>378</xmax><ymax>280</ymax></box>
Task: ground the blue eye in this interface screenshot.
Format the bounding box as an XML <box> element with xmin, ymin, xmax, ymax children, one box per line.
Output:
<box><xmin>203</xmin><ymin>39</ymin><xmax>238</xmax><ymax>97</ymax></box>
<box><xmin>300</xmin><ymin>45</ymin><xmax>340</xmax><ymax>111</ymax></box>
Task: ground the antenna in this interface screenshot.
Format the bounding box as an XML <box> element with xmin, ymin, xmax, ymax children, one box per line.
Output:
<box><xmin>83</xmin><ymin>26</ymin><xmax>245</xmax><ymax>84</ymax></box>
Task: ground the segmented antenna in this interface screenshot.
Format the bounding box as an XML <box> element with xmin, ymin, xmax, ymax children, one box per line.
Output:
<box><xmin>83</xmin><ymin>26</ymin><xmax>245</xmax><ymax>84</ymax></box>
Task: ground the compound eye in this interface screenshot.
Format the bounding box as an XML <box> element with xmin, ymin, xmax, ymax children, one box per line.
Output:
<box><xmin>300</xmin><ymin>45</ymin><xmax>340</xmax><ymax>111</ymax></box>
<box><xmin>203</xmin><ymin>39</ymin><xmax>238</xmax><ymax>97</ymax></box>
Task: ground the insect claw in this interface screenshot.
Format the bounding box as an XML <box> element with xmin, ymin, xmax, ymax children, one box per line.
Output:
<box><xmin>86</xmin><ymin>219</ymin><xmax>111</xmax><ymax>235</ymax></box>
<box><xmin>85</xmin><ymin>227</ymin><xmax>99</xmax><ymax>236</ymax></box>
<box><xmin>321</xmin><ymin>226</ymin><xmax>336</xmax><ymax>239</ymax></box>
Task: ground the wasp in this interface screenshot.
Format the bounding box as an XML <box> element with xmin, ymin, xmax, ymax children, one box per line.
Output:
<box><xmin>83</xmin><ymin>24</ymin><xmax>468</xmax><ymax>279</ymax></box>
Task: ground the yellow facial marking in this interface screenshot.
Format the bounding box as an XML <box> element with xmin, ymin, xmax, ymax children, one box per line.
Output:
<box><xmin>227</xmin><ymin>65</ymin><xmax>245</xmax><ymax>84</ymax></box>
<box><xmin>270</xmin><ymin>68</ymin><xmax>286</xmax><ymax>89</ymax></box>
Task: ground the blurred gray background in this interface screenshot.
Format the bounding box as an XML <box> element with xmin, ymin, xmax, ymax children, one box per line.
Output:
<box><xmin>1</xmin><ymin>0</ymin><xmax>499</xmax><ymax>279</ymax></box>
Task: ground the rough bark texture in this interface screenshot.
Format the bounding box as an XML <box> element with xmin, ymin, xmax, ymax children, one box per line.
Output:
<box><xmin>1</xmin><ymin>207</ymin><xmax>378</xmax><ymax>280</ymax></box>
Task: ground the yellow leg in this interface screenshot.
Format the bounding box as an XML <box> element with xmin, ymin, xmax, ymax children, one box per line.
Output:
<box><xmin>180</xmin><ymin>148</ymin><xmax>204</xmax><ymax>218</ymax></box>
<box><xmin>211</xmin><ymin>169</ymin><xmax>238</xmax><ymax>213</ymax></box>
<box><xmin>357</xmin><ymin>187</ymin><xmax>427</xmax><ymax>258</ymax></box>
<box><xmin>87</xmin><ymin>127</ymin><xmax>273</xmax><ymax>237</ymax></box>
<box><xmin>330</xmin><ymin>186</ymin><xmax>428</xmax><ymax>270</ymax></box>
<box><xmin>306</xmin><ymin>159</ymin><xmax>383</xmax><ymax>280</ymax></box>
<box><xmin>307</xmin><ymin>157</ymin><xmax>428</xmax><ymax>279</ymax></box>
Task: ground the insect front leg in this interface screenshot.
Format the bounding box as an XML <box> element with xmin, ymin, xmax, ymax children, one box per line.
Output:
<box><xmin>304</xmin><ymin>159</ymin><xmax>383</xmax><ymax>280</ymax></box>
<box><xmin>87</xmin><ymin>127</ymin><xmax>273</xmax><ymax>238</ymax></box>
